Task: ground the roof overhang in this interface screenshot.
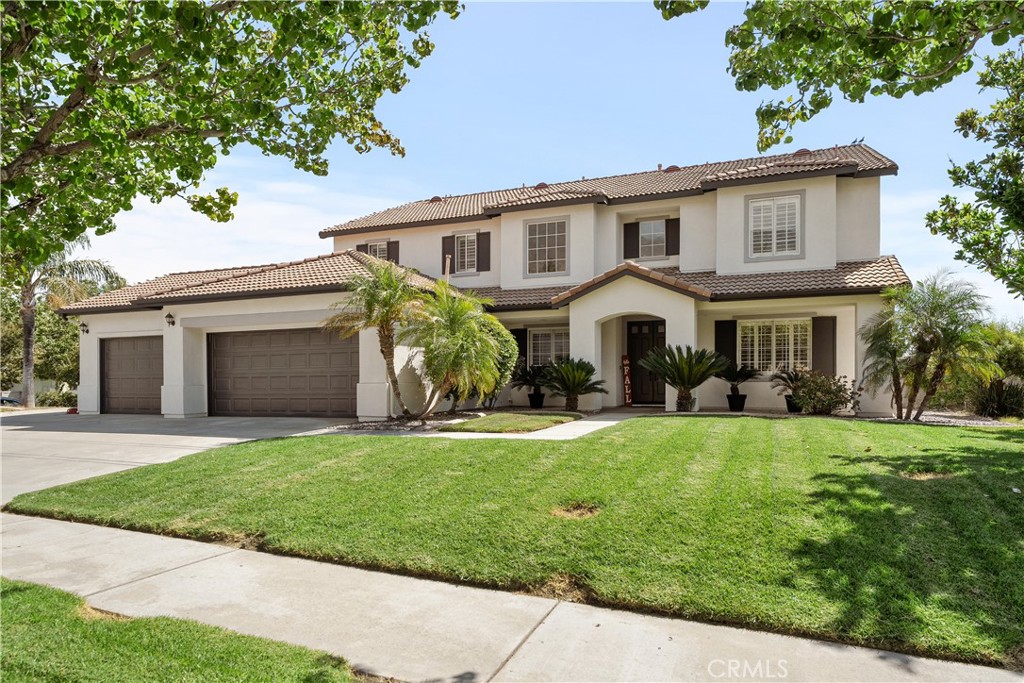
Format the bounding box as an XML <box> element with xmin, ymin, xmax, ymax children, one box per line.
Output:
<box><xmin>552</xmin><ymin>262</ymin><xmax>712</xmax><ymax>308</ymax></box>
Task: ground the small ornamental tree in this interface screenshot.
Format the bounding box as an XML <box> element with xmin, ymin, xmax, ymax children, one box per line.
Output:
<box><xmin>542</xmin><ymin>357</ymin><xmax>607</xmax><ymax>412</ymax></box>
<box><xmin>639</xmin><ymin>345</ymin><xmax>728</xmax><ymax>412</ymax></box>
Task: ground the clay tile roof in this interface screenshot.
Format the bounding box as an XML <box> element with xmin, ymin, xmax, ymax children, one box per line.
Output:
<box><xmin>472</xmin><ymin>285</ymin><xmax>571</xmax><ymax>311</ymax></box>
<box><xmin>320</xmin><ymin>144</ymin><xmax>897</xmax><ymax>236</ymax></box>
<box><xmin>60</xmin><ymin>251</ymin><xmax>436</xmax><ymax>314</ymax></box>
<box><xmin>654</xmin><ymin>255</ymin><xmax>910</xmax><ymax>300</ymax></box>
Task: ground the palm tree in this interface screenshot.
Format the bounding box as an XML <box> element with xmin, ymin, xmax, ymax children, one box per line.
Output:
<box><xmin>399</xmin><ymin>281</ymin><xmax>500</xmax><ymax>417</ymax></box>
<box><xmin>859</xmin><ymin>271</ymin><xmax>997</xmax><ymax>421</ymax></box>
<box><xmin>639</xmin><ymin>345</ymin><xmax>728</xmax><ymax>412</ymax></box>
<box><xmin>543</xmin><ymin>357</ymin><xmax>607</xmax><ymax>411</ymax></box>
<box><xmin>323</xmin><ymin>259</ymin><xmax>426</xmax><ymax>418</ymax></box>
<box><xmin>18</xmin><ymin>238</ymin><xmax>122</xmax><ymax>408</ymax></box>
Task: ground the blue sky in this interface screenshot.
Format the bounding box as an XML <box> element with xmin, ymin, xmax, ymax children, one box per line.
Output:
<box><xmin>86</xmin><ymin>2</ymin><xmax>1021</xmax><ymax>320</ymax></box>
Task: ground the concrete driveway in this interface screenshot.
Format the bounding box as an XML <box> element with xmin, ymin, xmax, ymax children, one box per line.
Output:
<box><xmin>1</xmin><ymin>411</ymin><xmax>350</xmax><ymax>504</ymax></box>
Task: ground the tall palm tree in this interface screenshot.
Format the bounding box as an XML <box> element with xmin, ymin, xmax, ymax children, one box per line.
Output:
<box><xmin>639</xmin><ymin>345</ymin><xmax>728</xmax><ymax>412</ymax></box>
<box><xmin>399</xmin><ymin>281</ymin><xmax>499</xmax><ymax>417</ymax></box>
<box><xmin>323</xmin><ymin>259</ymin><xmax>427</xmax><ymax>418</ymax></box>
<box><xmin>859</xmin><ymin>271</ymin><xmax>997</xmax><ymax>421</ymax></box>
<box><xmin>19</xmin><ymin>238</ymin><xmax>123</xmax><ymax>408</ymax></box>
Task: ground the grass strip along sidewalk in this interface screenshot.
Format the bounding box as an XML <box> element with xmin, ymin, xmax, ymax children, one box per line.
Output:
<box><xmin>6</xmin><ymin>416</ymin><xmax>1024</xmax><ymax>667</ymax></box>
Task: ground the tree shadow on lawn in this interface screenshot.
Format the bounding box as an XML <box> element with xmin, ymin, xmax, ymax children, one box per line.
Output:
<box><xmin>790</xmin><ymin>440</ymin><xmax>1024</xmax><ymax>666</ymax></box>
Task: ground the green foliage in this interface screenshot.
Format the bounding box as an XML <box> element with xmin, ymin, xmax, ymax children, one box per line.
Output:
<box><xmin>480</xmin><ymin>315</ymin><xmax>518</xmax><ymax>409</ymax></box>
<box><xmin>859</xmin><ymin>271</ymin><xmax>996</xmax><ymax>420</ymax></box>
<box><xmin>926</xmin><ymin>50</ymin><xmax>1024</xmax><ymax>296</ymax></box>
<box><xmin>35</xmin><ymin>389</ymin><xmax>77</xmax><ymax>407</ymax></box>
<box><xmin>715</xmin><ymin>361</ymin><xmax>760</xmax><ymax>395</ymax></box>
<box><xmin>656</xmin><ymin>1</ymin><xmax>1023</xmax><ymax>294</ymax></box>
<box><xmin>324</xmin><ymin>259</ymin><xmax>427</xmax><ymax>417</ymax></box>
<box><xmin>33</xmin><ymin>308</ymin><xmax>80</xmax><ymax>388</ymax></box>
<box><xmin>1</xmin><ymin>1</ymin><xmax>460</xmax><ymax>282</ymax></box>
<box><xmin>791</xmin><ymin>372</ymin><xmax>859</xmax><ymax>415</ymax></box>
<box><xmin>399</xmin><ymin>281</ymin><xmax>500</xmax><ymax>416</ymax></box>
<box><xmin>768</xmin><ymin>367</ymin><xmax>807</xmax><ymax>396</ymax></box>
<box><xmin>542</xmin><ymin>357</ymin><xmax>607</xmax><ymax>412</ymax></box>
<box><xmin>511</xmin><ymin>362</ymin><xmax>549</xmax><ymax>393</ymax></box>
<box><xmin>1</xmin><ymin>290</ymin><xmax>21</xmax><ymax>390</ymax></box>
<box><xmin>638</xmin><ymin>344</ymin><xmax>727</xmax><ymax>411</ymax></box>
<box><xmin>974</xmin><ymin>381</ymin><xmax>1024</xmax><ymax>418</ymax></box>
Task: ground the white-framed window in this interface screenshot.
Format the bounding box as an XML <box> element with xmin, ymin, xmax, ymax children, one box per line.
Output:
<box><xmin>738</xmin><ymin>319</ymin><xmax>810</xmax><ymax>372</ymax></box>
<box><xmin>366</xmin><ymin>241</ymin><xmax>389</xmax><ymax>260</ymax></box>
<box><xmin>748</xmin><ymin>194</ymin><xmax>800</xmax><ymax>258</ymax></box>
<box><xmin>529</xmin><ymin>328</ymin><xmax>570</xmax><ymax>366</ymax></box>
<box><xmin>639</xmin><ymin>219</ymin><xmax>666</xmax><ymax>258</ymax></box>
<box><xmin>526</xmin><ymin>219</ymin><xmax>567</xmax><ymax>275</ymax></box>
<box><xmin>455</xmin><ymin>233</ymin><xmax>477</xmax><ymax>273</ymax></box>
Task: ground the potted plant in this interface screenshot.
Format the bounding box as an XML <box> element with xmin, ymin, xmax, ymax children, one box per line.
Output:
<box><xmin>769</xmin><ymin>367</ymin><xmax>807</xmax><ymax>413</ymax></box>
<box><xmin>542</xmin><ymin>357</ymin><xmax>608</xmax><ymax>411</ymax></box>
<box><xmin>639</xmin><ymin>345</ymin><xmax>728</xmax><ymax>412</ymax></box>
<box><xmin>715</xmin><ymin>362</ymin><xmax>760</xmax><ymax>412</ymax></box>
<box><xmin>511</xmin><ymin>361</ymin><xmax>550</xmax><ymax>409</ymax></box>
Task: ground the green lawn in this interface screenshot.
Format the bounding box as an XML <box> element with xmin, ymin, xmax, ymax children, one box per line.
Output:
<box><xmin>438</xmin><ymin>411</ymin><xmax>580</xmax><ymax>433</ymax></box>
<box><xmin>6</xmin><ymin>417</ymin><xmax>1024</xmax><ymax>666</ymax></box>
<box><xmin>1</xmin><ymin>578</ymin><xmax>353</xmax><ymax>682</ymax></box>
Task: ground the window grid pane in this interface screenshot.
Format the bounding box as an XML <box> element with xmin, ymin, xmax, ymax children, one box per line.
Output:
<box><xmin>738</xmin><ymin>319</ymin><xmax>811</xmax><ymax>372</ymax></box>
<box><xmin>749</xmin><ymin>195</ymin><xmax>800</xmax><ymax>257</ymax></box>
<box><xmin>527</xmin><ymin>221</ymin><xmax>567</xmax><ymax>274</ymax></box>
<box><xmin>639</xmin><ymin>220</ymin><xmax>666</xmax><ymax>258</ymax></box>
<box><xmin>367</xmin><ymin>242</ymin><xmax>388</xmax><ymax>259</ymax></box>
<box><xmin>530</xmin><ymin>329</ymin><xmax>570</xmax><ymax>366</ymax></box>
<box><xmin>455</xmin><ymin>234</ymin><xmax>477</xmax><ymax>273</ymax></box>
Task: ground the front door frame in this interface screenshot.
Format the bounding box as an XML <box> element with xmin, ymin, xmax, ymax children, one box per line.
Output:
<box><xmin>626</xmin><ymin>318</ymin><xmax>666</xmax><ymax>405</ymax></box>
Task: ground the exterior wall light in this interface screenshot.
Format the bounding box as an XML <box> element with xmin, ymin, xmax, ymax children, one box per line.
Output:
<box><xmin>78</xmin><ymin>321</ymin><xmax>89</xmax><ymax>334</ymax></box>
<box><xmin>165</xmin><ymin>313</ymin><xmax>175</xmax><ymax>327</ymax></box>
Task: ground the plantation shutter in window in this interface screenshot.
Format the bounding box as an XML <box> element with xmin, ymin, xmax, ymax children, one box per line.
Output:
<box><xmin>714</xmin><ymin>320</ymin><xmax>738</xmax><ymax>367</ymax></box>
<box><xmin>623</xmin><ymin>222</ymin><xmax>640</xmax><ymax>259</ymax></box>
<box><xmin>477</xmin><ymin>232</ymin><xmax>491</xmax><ymax>271</ymax></box>
<box><xmin>774</xmin><ymin>196</ymin><xmax>799</xmax><ymax>254</ymax></box>
<box><xmin>749</xmin><ymin>199</ymin><xmax>772</xmax><ymax>256</ymax></box>
<box><xmin>666</xmin><ymin>218</ymin><xmax>680</xmax><ymax>256</ymax></box>
<box><xmin>386</xmin><ymin>241</ymin><xmax>399</xmax><ymax>264</ymax></box>
<box><xmin>811</xmin><ymin>316</ymin><xmax>836</xmax><ymax>376</ymax></box>
<box><xmin>355</xmin><ymin>244</ymin><xmax>369</xmax><ymax>254</ymax></box>
<box><xmin>441</xmin><ymin>235</ymin><xmax>455</xmax><ymax>274</ymax></box>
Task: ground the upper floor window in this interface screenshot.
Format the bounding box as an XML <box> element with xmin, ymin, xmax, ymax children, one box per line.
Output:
<box><xmin>748</xmin><ymin>194</ymin><xmax>801</xmax><ymax>259</ymax></box>
<box><xmin>529</xmin><ymin>328</ymin><xmax>570</xmax><ymax>366</ymax></box>
<box><xmin>366</xmin><ymin>241</ymin><xmax>389</xmax><ymax>260</ymax></box>
<box><xmin>455</xmin><ymin>233</ymin><xmax>477</xmax><ymax>273</ymax></box>
<box><xmin>639</xmin><ymin>219</ymin><xmax>666</xmax><ymax>258</ymax></box>
<box><xmin>526</xmin><ymin>219</ymin><xmax>567</xmax><ymax>275</ymax></box>
<box><xmin>738</xmin><ymin>319</ymin><xmax>810</xmax><ymax>372</ymax></box>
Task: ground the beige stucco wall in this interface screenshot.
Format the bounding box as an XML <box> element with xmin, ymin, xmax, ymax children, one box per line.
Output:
<box><xmin>836</xmin><ymin>176</ymin><xmax>881</xmax><ymax>261</ymax></box>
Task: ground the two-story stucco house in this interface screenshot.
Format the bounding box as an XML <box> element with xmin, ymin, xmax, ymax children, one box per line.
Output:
<box><xmin>64</xmin><ymin>144</ymin><xmax>909</xmax><ymax>419</ymax></box>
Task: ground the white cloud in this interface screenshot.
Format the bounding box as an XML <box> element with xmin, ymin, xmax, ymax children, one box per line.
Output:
<box><xmin>881</xmin><ymin>189</ymin><xmax>1021</xmax><ymax>322</ymax></box>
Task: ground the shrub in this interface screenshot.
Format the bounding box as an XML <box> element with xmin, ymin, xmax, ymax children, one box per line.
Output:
<box><xmin>790</xmin><ymin>372</ymin><xmax>858</xmax><ymax>415</ymax></box>
<box><xmin>36</xmin><ymin>390</ymin><xmax>77</xmax><ymax>407</ymax></box>
<box><xmin>639</xmin><ymin>345</ymin><xmax>728</xmax><ymax>412</ymax></box>
<box><xmin>481</xmin><ymin>316</ymin><xmax>519</xmax><ymax>409</ymax></box>
<box><xmin>768</xmin><ymin>367</ymin><xmax>807</xmax><ymax>396</ymax></box>
<box><xmin>542</xmin><ymin>357</ymin><xmax>607</xmax><ymax>412</ymax></box>
<box><xmin>974</xmin><ymin>381</ymin><xmax>1024</xmax><ymax>418</ymax></box>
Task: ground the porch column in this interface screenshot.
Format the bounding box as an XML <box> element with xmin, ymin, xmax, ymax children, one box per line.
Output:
<box><xmin>569</xmin><ymin>305</ymin><xmax>604</xmax><ymax>412</ymax></box>
<box><xmin>356</xmin><ymin>328</ymin><xmax>391</xmax><ymax>421</ymax></box>
<box><xmin>664</xmin><ymin>298</ymin><xmax>698</xmax><ymax>412</ymax></box>
<box><xmin>161</xmin><ymin>323</ymin><xmax>207</xmax><ymax>418</ymax></box>
<box><xmin>77</xmin><ymin>323</ymin><xmax>101</xmax><ymax>415</ymax></box>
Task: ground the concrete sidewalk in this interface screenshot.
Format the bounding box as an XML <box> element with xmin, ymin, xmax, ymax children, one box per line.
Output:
<box><xmin>2</xmin><ymin>514</ymin><xmax>1018</xmax><ymax>683</ymax></box>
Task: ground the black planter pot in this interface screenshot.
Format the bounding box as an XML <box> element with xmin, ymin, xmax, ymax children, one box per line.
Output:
<box><xmin>726</xmin><ymin>394</ymin><xmax>747</xmax><ymax>412</ymax></box>
<box><xmin>784</xmin><ymin>395</ymin><xmax>802</xmax><ymax>413</ymax></box>
<box><xmin>528</xmin><ymin>390</ymin><xmax>546</xmax><ymax>409</ymax></box>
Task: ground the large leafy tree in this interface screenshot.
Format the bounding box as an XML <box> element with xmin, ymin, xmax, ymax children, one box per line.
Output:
<box><xmin>17</xmin><ymin>239</ymin><xmax>123</xmax><ymax>408</ymax></box>
<box><xmin>656</xmin><ymin>1</ymin><xmax>1024</xmax><ymax>295</ymax></box>
<box><xmin>1</xmin><ymin>1</ymin><xmax>460</xmax><ymax>282</ymax></box>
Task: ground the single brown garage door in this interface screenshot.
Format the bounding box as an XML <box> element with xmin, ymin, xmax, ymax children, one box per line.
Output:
<box><xmin>101</xmin><ymin>336</ymin><xmax>163</xmax><ymax>414</ymax></box>
<box><xmin>208</xmin><ymin>328</ymin><xmax>358</xmax><ymax>417</ymax></box>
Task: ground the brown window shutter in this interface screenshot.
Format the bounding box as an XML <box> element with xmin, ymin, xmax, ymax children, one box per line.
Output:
<box><xmin>623</xmin><ymin>222</ymin><xmax>640</xmax><ymax>259</ymax></box>
<box><xmin>441</xmin><ymin>235</ymin><xmax>455</xmax><ymax>275</ymax></box>
<box><xmin>714</xmin><ymin>320</ymin><xmax>738</xmax><ymax>366</ymax></box>
<box><xmin>477</xmin><ymin>232</ymin><xmax>491</xmax><ymax>271</ymax></box>
<box><xmin>511</xmin><ymin>328</ymin><xmax>528</xmax><ymax>360</ymax></box>
<box><xmin>386</xmin><ymin>241</ymin><xmax>399</xmax><ymax>264</ymax></box>
<box><xmin>666</xmin><ymin>218</ymin><xmax>680</xmax><ymax>256</ymax></box>
<box><xmin>355</xmin><ymin>243</ymin><xmax>368</xmax><ymax>254</ymax></box>
<box><xmin>811</xmin><ymin>316</ymin><xmax>837</xmax><ymax>376</ymax></box>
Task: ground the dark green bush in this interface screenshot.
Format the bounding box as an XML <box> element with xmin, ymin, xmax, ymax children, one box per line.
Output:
<box><xmin>974</xmin><ymin>381</ymin><xmax>1024</xmax><ymax>418</ymax></box>
<box><xmin>791</xmin><ymin>372</ymin><xmax>858</xmax><ymax>415</ymax></box>
<box><xmin>36</xmin><ymin>390</ymin><xmax>77</xmax><ymax>407</ymax></box>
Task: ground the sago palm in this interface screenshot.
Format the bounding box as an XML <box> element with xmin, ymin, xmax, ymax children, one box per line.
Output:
<box><xmin>323</xmin><ymin>258</ymin><xmax>426</xmax><ymax>417</ymax></box>
<box><xmin>639</xmin><ymin>345</ymin><xmax>728</xmax><ymax>412</ymax></box>
<box><xmin>18</xmin><ymin>238</ymin><xmax>122</xmax><ymax>408</ymax></box>
<box><xmin>543</xmin><ymin>357</ymin><xmax>607</xmax><ymax>411</ymax></box>
<box><xmin>399</xmin><ymin>281</ymin><xmax>499</xmax><ymax>417</ymax></box>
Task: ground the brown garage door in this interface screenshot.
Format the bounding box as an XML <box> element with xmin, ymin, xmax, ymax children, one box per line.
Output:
<box><xmin>208</xmin><ymin>328</ymin><xmax>358</xmax><ymax>417</ymax></box>
<box><xmin>101</xmin><ymin>336</ymin><xmax>163</xmax><ymax>414</ymax></box>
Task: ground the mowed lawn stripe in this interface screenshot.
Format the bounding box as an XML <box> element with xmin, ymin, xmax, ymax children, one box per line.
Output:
<box><xmin>6</xmin><ymin>417</ymin><xmax>1022</xmax><ymax>665</ymax></box>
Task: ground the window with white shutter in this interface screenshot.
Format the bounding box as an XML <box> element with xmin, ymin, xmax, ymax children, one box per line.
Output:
<box><xmin>737</xmin><ymin>319</ymin><xmax>811</xmax><ymax>372</ymax></box>
<box><xmin>747</xmin><ymin>194</ymin><xmax>801</xmax><ymax>258</ymax></box>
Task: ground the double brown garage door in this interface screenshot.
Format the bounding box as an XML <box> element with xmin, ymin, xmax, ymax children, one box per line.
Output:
<box><xmin>208</xmin><ymin>328</ymin><xmax>358</xmax><ymax>417</ymax></box>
